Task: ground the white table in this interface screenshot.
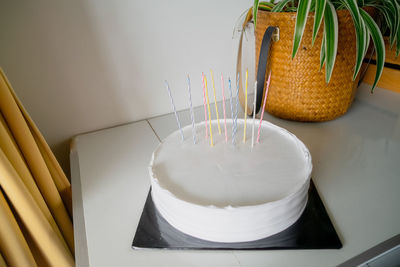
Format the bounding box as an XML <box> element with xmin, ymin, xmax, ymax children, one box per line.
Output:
<box><xmin>70</xmin><ymin>84</ymin><xmax>400</xmax><ymax>267</ymax></box>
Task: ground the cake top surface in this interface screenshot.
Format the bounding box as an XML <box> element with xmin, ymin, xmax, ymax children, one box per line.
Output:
<box><xmin>150</xmin><ymin>119</ymin><xmax>312</xmax><ymax>208</ymax></box>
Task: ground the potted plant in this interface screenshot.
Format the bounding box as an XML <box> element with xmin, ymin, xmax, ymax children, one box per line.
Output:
<box><xmin>238</xmin><ymin>0</ymin><xmax>400</xmax><ymax>121</ymax></box>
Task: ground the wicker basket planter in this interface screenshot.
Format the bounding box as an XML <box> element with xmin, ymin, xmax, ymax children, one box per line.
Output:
<box><xmin>255</xmin><ymin>9</ymin><xmax>359</xmax><ymax>121</ymax></box>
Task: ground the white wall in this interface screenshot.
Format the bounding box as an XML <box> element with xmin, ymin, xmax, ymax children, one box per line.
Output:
<box><xmin>0</xmin><ymin>0</ymin><xmax>252</xmax><ymax>175</ymax></box>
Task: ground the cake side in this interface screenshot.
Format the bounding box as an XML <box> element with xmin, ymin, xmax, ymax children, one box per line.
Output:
<box><xmin>149</xmin><ymin>119</ymin><xmax>312</xmax><ymax>243</ymax></box>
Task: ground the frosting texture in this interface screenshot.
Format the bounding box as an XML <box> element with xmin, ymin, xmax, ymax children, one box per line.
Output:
<box><xmin>149</xmin><ymin>119</ymin><xmax>312</xmax><ymax>242</ymax></box>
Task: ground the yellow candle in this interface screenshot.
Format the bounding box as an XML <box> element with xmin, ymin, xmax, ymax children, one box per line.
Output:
<box><xmin>210</xmin><ymin>70</ymin><xmax>222</xmax><ymax>134</ymax></box>
<box><xmin>243</xmin><ymin>69</ymin><xmax>248</xmax><ymax>143</ymax></box>
<box><xmin>204</xmin><ymin>76</ymin><xmax>214</xmax><ymax>147</ymax></box>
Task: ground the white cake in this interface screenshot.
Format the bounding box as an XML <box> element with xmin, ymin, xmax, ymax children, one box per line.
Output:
<box><xmin>149</xmin><ymin>119</ymin><xmax>312</xmax><ymax>243</ymax></box>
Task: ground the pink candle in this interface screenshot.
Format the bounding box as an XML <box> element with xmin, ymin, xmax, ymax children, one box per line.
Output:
<box><xmin>257</xmin><ymin>71</ymin><xmax>271</xmax><ymax>143</ymax></box>
<box><xmin>221</xmin><ymin>73</ymin><xmax>228</xmax><ymax>143</ymax></box>
<box><xmin>202</xmin><ymin>73</ymin><xmax>209</xmax><ymax>139</ymax></box>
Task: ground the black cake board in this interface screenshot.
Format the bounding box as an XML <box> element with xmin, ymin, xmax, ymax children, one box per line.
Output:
<box><xmin>132</xmin><ymin>180</ymin><xmax>342</xmax><ymax>250</ymax></box>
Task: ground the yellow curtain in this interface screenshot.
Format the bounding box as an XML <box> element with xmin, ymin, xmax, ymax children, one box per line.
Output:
<box><xmin>0</xmin><ymin>69</ymin><xmax>74</xmax><ymax>267</ymax></box>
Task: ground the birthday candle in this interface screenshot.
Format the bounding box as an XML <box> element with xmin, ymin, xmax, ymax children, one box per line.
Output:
<box><xmin>201</xmin><ymin>73</ymin><xmax>209</xmax><ymax>139</ymax></box>
<box><xmin>210</xmin><ymin>70</ymin><xmax>221</xmax><ymax>134</ymax></box>
<box><xmin>221</xmin><ymin>74</ymin><xmax>228</xmax><ymax>143</ymax></box>
<box><xmin>233</xmin><ymin>74</ymin><xmax>240</xmax><ymax>145</ymax></box>
<box><xmin>251</xmin><ymin>81</ymin><xmax>257</xmax><ymax>149</ymax></box>
<box><xmin>204</xmin><ymin>76</ymin><xmax>214</xmax><ymax>147</ymax></box>
<box><xmin>257</xmin><ymin>71</ymin><xmax>272</xmax><ymax>143</ymax></box>
<box><xmin>187</xmin><ymin>75</ymin><xmax>196</xmax><ymax>144</ymax></box>
<box><xmin>243</xmin><ymin>69</ymin><xmax>248</xmax><ymax>143</ymax></box>
<box><xmin>228</xmin><ymin>78</ymin><xmax>234</xmax><ymax>140</ymax></box>
<box><xmin>165</xmin><ymin>81</ymin><xmax>184</xmax><ymax>141</ymax></box>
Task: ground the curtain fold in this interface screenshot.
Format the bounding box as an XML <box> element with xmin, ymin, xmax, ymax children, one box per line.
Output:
<box><xmin>6</xmin><ymin>76</ymin><xmax>73</xmax><ymax>216</ymax></box>
<box><xmin>0</xmin><ymin>189</ymin><xmax>37</xmax><ymax>267</ymax></box>
<box><xmin>0</xmin><ymin>69</ymin><xmax>74</xmax><ymax>267</ymax></box>
<box><xmin>0</xmin><ymin>114</ymin><xmax>67</xmax><ymax>248</ymax></box>
<box><xmin>0</xmin><ymin>252</ymin><xmax>8</xmax><ymax>267</ymax></box>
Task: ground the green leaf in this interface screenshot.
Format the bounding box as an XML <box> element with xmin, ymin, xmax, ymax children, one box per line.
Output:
<box><xmin>364</xmin><ymin>21</ymin><xmax>370</xmax><ymax>58</ymax></box>
<box><xmin>360</xmin><ymin>8</ymin><xmax>385</xmax><ymax>92</ymax></box>
<box><xmin>391</xmin><ymin>0</ymin><xmax>400</xmax><ymax>50</ymax></box>
<box><xmin>253</xmin><ymin>0</ymin><xmax>260</xmax><ymax>29</ymax></box>
<box><xmin>313</xmin><ymin>0</ymin><xmax>327</xmax><ymax>45</ymax></box>
<box><xmin>397</xmin><ymin>26</ymin><xmax>400</xmax><ymax>56</ymax></box>
<box><xmin>310</xmin><ymin>0</ymin><xmax>316</xmax><ymax>12</ymax></box>
<box><xmin>385</xmin><ymin>0</ymin><xmax>400</xmax><ymax>48</ymax></box>
<box><xmin>341</xmin><ymin>0</ymin><xmax>367</xmax><ymax>80</ymax></box>
<box><xmin>341</xmin><ymin>0</ymin><xmax>361</xmax><ymax>26</ymax></box>
<box><xmin>271</xmin><ymin>0</ymin><xmax>292</xmax><ymax>12</ymax></box>
<box><xmin>292</xmin><ymin>0</ymin><xmax>312</xmax><ymax>58</ymax></box>
<box><xmin>259</xmin><ymin>5</ymin><xmax>272</xmax><ymax>11</ymax></box>
<box><xmin>259</xmin><ymin>1</ymin><xmax>275</xmax><ymax>8</ymax></box>
<box><xmin>324</xmin><ymin>1</ymin><xmax>339</xmax><ymax>82</ymax></box>
<box><xmin>320</xmin><ymin>32</ymin><xmax>326</xmax><ymax>70</ymax></box>
<box><xmin>334</xmin><ymin>2</ymin><xmax>347</xmax><ymax>9</ymax></box>
<box><xmin>371</xmin><ymin>4</ymin><xmax>393</xmax><ymax>37</ymax></box>
<box><xmin>396</xmin><ymin>4</ymin><xmax>400</xmax><ymax>57</ymax></box>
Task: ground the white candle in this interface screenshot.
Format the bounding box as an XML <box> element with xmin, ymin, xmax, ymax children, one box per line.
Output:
<box><xmin>243</xmin><ymin>69</ymin><xmax>248</xmax><ymax>143</ymax></box>
<box><xmin>187</xmin><ymin>75</ymin><xmax>196</xmax><ymax>144</ymax></box>
<box><xmin>165</xmin><ymin>80</ymin><xmax>184</xmax><ymax>141</ymax></box>
<box><xmin>210</xmin><ymin>70</ymin><xmax>221</xmax><ymax>134</ymax></box>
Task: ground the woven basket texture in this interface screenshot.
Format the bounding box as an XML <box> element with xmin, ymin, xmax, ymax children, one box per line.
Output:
<box><xmin>255</xmin><ymin>9</ymin><xmax>359</xmax><ymax>121</ymax></box>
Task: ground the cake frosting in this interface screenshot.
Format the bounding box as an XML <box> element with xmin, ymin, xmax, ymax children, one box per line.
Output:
<box><xmin>149</xmin><ymin>119</ymin><xmax>312</xmax><ymax>243</ymax></box>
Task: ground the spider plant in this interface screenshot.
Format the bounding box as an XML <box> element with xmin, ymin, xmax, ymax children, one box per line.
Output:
<box><xmin>252</xmin><ymin>0</ymin><xmax>400</xmax><ymax>92</ymax></box>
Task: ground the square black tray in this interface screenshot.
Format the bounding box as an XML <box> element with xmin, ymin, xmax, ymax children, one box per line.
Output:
<box><xmin>132</xmin><ymin>180</ymin><xmax>342</xmax><ymax>250</ymax></box>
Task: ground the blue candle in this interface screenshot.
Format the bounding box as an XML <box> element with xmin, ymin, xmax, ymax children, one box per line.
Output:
<box><xmin>233</xmin><ymin>73</ymin><xmax>240</xmax><ymax>145</ymax></box>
